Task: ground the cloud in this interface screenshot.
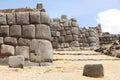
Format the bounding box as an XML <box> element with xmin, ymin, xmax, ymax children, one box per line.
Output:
<box><xmin>97</xmin><ymin>9</ymin><xmax>120</xmax><ymax>34</ymax></box>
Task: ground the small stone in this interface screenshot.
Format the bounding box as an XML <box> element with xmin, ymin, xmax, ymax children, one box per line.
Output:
<box><xmin>70</xmin><ymin>41</ymin><xmax>79</xmax><ymax>47</ymax></box>
<box><xmin>71</xmin><ymin>27</ymin><xmax>79</xmax><ymax>35</ymax></box>
<box><xmin>65</xmin><ymin>35</ymin><xmax>73</xmax><ymax>42</ymax></box>
<box><xmin>60</xmin><ymin>30</ymin><xmax>66</xmax><ymax>36</ymax></box>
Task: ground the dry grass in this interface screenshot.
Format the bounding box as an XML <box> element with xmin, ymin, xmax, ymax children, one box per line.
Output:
<box><xmin>0</xmin><ymin>8</ymin><xmax>39</xmax><ymax>13</ymax></box>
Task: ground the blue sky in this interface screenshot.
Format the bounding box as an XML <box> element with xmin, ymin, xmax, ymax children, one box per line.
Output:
<box><xmin>0</xmin><ymin>0</ymin><xmax>120</xmax><ymax>28</ymax></box>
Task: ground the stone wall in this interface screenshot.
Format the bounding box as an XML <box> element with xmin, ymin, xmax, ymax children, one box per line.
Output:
<box><xmin>79</xmin><ymin>25</ymin><xmax>100</xmax><ymax>49</ymax></box>
<box><xmin>51</xmin><ymin>15</ymin><xmax>80</xmax><ymax>50</ymax></box>
<box><xmin>0</xmin><ymin>3</ymin><xmax>53</xmax><ymax>66</ymax></box>
<box><xmin>99</xmin><ymin>32</ymin><xmax>120</xmax><ymax>45</ymax></box>
<box><xmin>51</xmin><ymin>15</ymin><xmax>101</xmax><ymax>50</ymax></box>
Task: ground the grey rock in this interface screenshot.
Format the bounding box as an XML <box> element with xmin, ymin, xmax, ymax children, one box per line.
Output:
<box><xmin>51</xmin><ymin>31</ymin><xmax>60</xmax><ymax>37</ymax></box>
<box><xmin>36</xmin><ymin>24</ymin><xmax>51</xmax><ymax>40</ymax></box>
<box><xmin>40</xmin><ymin>12</ymin><xmax>51</xmax><ymax>25</ymax></box>
<box><xmin>18</xmin><ymin>38</ymin><xmax>31</xmax><ymax>46</ymax></box>
<box><xmin>61</xmin><ymin>43</ymin><xmax>69</xmax><ymax>48</ymax></box>
<box><xmin>61</xmin><ymin>15</ymin><xmax>67</xmax><ymax>22</ymax></box>
<box><xmin>10</xmin><ymin>25</ymin><xmax>21</xmax><ymax>37</ymax></box>
<box><xmin>73</xmin><ymin>35</ymin><xmax>79</xmax><ymax>41</ymax></box>
<box><xmin>30</xmin><ymin>39</ymin><xmax>38</xmax><ymax>52</ymax></box>
<box><xmin>59</xmin><ymin>36</ymin><xmax>65</xmax><ymax>42</ymax></box>
<box><xmin>52</xmin><ymin>42</ymin><xmax>60</xmax><ymax>49</ymax></box>
<box><xmin>36</xmin><ymin>3</ymin><xmax>43</xmax><ymax>10</ymax></box>
<box><xmin>63</xmin><ymin>21</ymin><xmax>69</xmax><ymax>27</ymax></box>
<box><xmin>83</xmin><ymin>64</ymin><xmax>104</xmax><ymax>77</ymax></box>
<box><xmin>22</xmin><ymin>25</ymin><xmax>35</xmax><ymax>39</ymax></box>
<box><xmin>30</xmin><ymin>39</ymin><xmax>53</xmax><ymax>62</ymax></box>
<box><xmin>16</xmin><ymin>46</ymin><xmax>29</xmax><ymax>60</ymax></box>
<box><xmin>8</xmin><ymin>55</ymin><xmax>24</xmax><ymax>68</ymax></box>
<box><xmin>70</xmin><ymin>41</ymin><xmax>79</xmax><ymax>47</ymax></box>
<box><xmin>0</xmin><ymin>25</ymin><xmax>9</xmax><ymax>37</ymax></box>
<box><xmin>66</xmin><ymin>30</ymin><xmax>71</xmax><ymax>35</ymax></box>
<box><xmin>0</xmin><ymin>13</ymin><xmax>6</xmax><ymax>24</ymax></box>
<box><xmin>0</xmin><ymin>57</ymin><xmax>8</xmax><ymax>65</ymax></box>
<box><xmin>53</xmin><ymin>37</ymin><xmax>58</xmax><ymax>42</ymax></box>
<box><xmin>4</xmin><ymin>37</ymin><xmax>17</xmax><ymax>46</ymax></box>
<box><xmin>30</xmin><ymin>12</ymin><xmax>40</xmax><ymax>24</ymax></box>
<box><xmin>0</xmin><ymin>37</ymin><xmax>3</xmax><ymax>44</ymax></box>
<box><xmin>71</xmin><ymin>27</ymin><xmax>79</xmax><ymax>35</ymax></box>
<box><xmin>60</xmin><ymin>30</ymin><xmax>66</xmax><ymax>36</ymax></box>
<box><xmin>1</xmin><ymin>44</ymin><xmax>14</xmax><ymax>56</ymax></box>
<box><xmin>35</xmin><ymin>40</ymin><xmax>53</xmax><ymax>62</ymax></box>
<box><xmin>71</xmin><ymin>21</ymin><xmax>77</xmax><ymax>27</ymax></box>
<box><xmin>65</xmin><ymin>35</ymin><xmax>73</xmax><ymax>42</ymax></box>
<box><xmin>7</xmin><ymin>13</ymin><xmax>16</xmax><ymax>24</ymax></box>
<box><xmin>16</xmin><ymin>12</ymin><xmax>29</xmax><ymax>24</ymax></box>
<box><xmin>88</xmin><ymin>37</ymin><xmax>97</xmax><ymax>43</ymax></box>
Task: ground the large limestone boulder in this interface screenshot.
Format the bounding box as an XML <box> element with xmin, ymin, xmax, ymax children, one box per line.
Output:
<box><xmin>0</xmin><ymin>13</ymin><xmax>6</xmax><ymax>24</ymax></box>
<box><xmin>83</xmin><ymin>64</ymin><xmax>104</xmax><ymax>77</ymax></box>
<box><xmin>0</xmin><ymin>25</ymin><xmax>9</xmax><ymax>37</ymax></box>
<box><xmin>10</xmin><ymin>25</ymin><xmax>21</xmax><ymax>37</ymax></box>
<box><xmin>30</xmin><ymin>39</ymin><xmax>53</xmax><ymax>63</ymax></box>
<box><xmin>30</xmin><ymin>12</ymin><xmax>40</xmax><ymax>24</ymax></box>
<box><xmin>1</xmin><ymin>44</ymin><xmax>14</xmax><ymax>56</ymax></box>
<box><xmin>8</xmin><ymin>55</ymin><xmax>24</xmax><ymax>68</ymax></box>
<box><xmin>16</xmin><ymin>46</ymin><xmax>29</xmax><ymax>60</ymax></box>
<box><xmin>22</xmin><ymin>25</ymin><xmax>35</xmax><ymax>39</ymax></box>
<box><xmin>4</xmin><ymin>37</ymin><xmax>17</xmax><ymax>46</ymax></box>
<box><xmin>35</xmin><ymin>24</ymin><xmax>51</xmax><ymax>40</ymax></box>
<box><xmin>40</xmin><ymin>12</ymin><xmax>51</xmax><ymax>25</ymax></box>
<box><xmin>7</xmin><ymin>13</ymin><xmax>16</xmax><ymax>24</ymax></box>
<box><xmin>16</xmin><ymin>12</ymin><xmax>29</xmax><ymax>24</ymax></box>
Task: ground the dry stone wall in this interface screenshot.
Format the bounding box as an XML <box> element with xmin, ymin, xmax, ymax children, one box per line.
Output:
<box><xmin>51</xmin><ymin>15</ymin><xmax>101</xmax><ymax>50</ymax></box>
<box><xmin>0</xmin><ymin>3</ymin><xmax>53</xmax><ymax>67</ymax></box>
<box><xmin>79</xmin><ymin>25</ymin><xmax>100</xmax><ymax>49</ymax></box>
<box><xmin>51</xmin><ymin>15</ymin><xmax>80</xmax><ymax>50</ymax></box>
<box><xmin>99</xmin><ymin>32</ymin><xmax>120</xmax><ymax>45</ymax></box>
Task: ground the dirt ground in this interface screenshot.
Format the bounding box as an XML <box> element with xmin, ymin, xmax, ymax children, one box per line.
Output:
<box><xmin>0</xmin><ymin>51</ymin><xmax>120</xmax><ymax>80</ymax></box>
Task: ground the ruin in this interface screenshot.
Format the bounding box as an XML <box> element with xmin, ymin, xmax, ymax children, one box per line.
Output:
<box><xmin>0</xmin><ymin>3</ymin><xmax>53</xmax><ymax>67</ymax></box>
<box><xmin>0</xmin><ymin>3</ymin><xmax>119</xmax><ymax>67</ymax></box>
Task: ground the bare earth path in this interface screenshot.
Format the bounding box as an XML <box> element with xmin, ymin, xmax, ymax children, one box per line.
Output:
<box><xmin>0</xmin><ymin>50</ymin><xmax>120</xmax><ymax>80</ymax></box>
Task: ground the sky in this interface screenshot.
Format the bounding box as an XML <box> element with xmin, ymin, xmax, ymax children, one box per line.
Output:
<box><xmin>0</xmin><ymin>0</ymin><xmax>120</xmax><ymax>34</ymax></box>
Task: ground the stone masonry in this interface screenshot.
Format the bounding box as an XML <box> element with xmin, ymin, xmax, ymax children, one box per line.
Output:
<box><xmin>0</xmin><ymin>3</ymin><xmax>53</xmax><ymax>67</ymax></box>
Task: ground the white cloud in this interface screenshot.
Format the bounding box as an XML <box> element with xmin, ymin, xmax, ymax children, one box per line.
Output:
<box><xmin>97</xmin><ymin>9</ymin><xmax>120</xmax><ymax>34</ymax></box>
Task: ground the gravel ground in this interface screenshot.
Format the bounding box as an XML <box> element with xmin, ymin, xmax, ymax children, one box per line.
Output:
<box><xmin>0</xmin><ymin>51</ymin><xmax>120</xmax><ymax>80</ymax></box>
